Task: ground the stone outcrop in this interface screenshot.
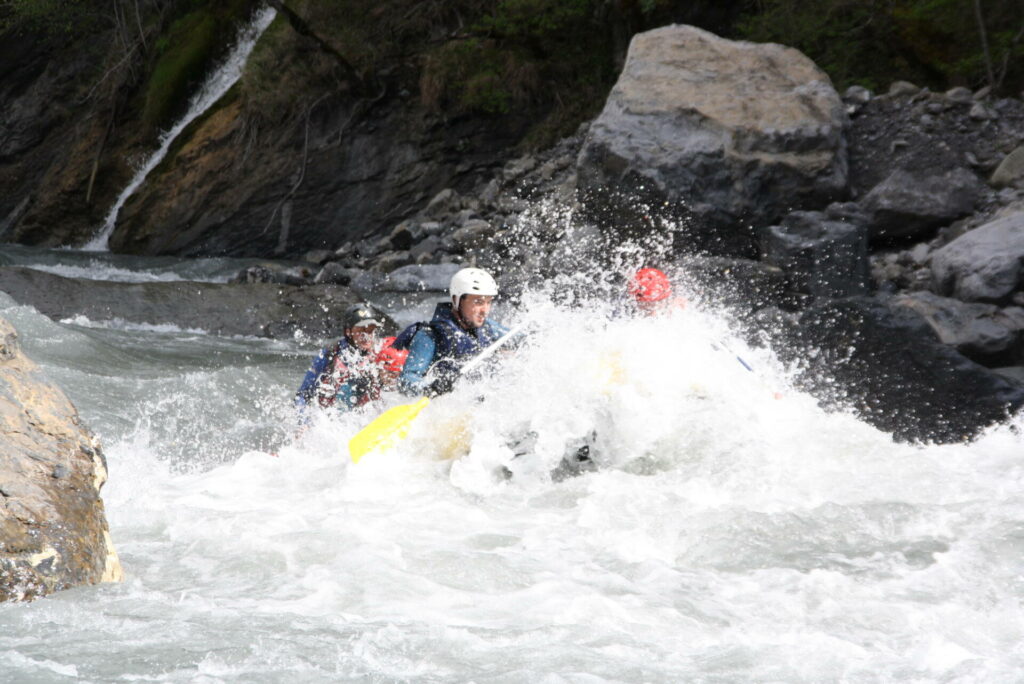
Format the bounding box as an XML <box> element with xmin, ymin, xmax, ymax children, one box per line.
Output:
<box><xmin>0</xmin><ymin>267</ymin><xmax>368</xmax><ymax>338</ymax></box>
<box><xmin>931</xmin><ymin>212</ymin><xmax>1024</xmax><ymax>303</ymax></box>
<box><xmin>761</xmin><ymin>210</ymin><xmax>870</xmax><ymax>300</ymax></box>
<box><xmin>1</xmin><ymin>316</ymin><xmax>123</xmax><ymax>602</ymax></box>
<box><xmin>891</xmin><ymin>291</ymin><xmax>1024</xmax><ymax>366</ymax></box>
<box><xmin>771</xmin><ymin>296</ymin><xmax>1024</xmax><ymax>443</ymax></box>
<box><xmin>861</xmin><ymin>167</ymin><xmax>983</xmax><ymax>241</ymax></box>
<box><xmin>577</xmin><ymin>24</ymin><xmax>848</xmax><ymax>257</ymax></box>
<box><xmin>991</xmin><ymin>145</ymin><xmax>1024</xmax><ymax>189</ymax></box>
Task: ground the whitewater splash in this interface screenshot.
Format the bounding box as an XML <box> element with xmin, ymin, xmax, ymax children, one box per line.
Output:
<box><xmin>3</xmin><ymin>252</ymin><xmax>1024</xmax><ymax>681</ymax></box>
<box><xmin>82</xmin><ymin>6</ymin><xmax>276</xmax><ymax>251</ymax></box>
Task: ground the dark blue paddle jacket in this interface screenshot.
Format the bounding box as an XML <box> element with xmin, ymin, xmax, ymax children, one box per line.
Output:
<box><xmin>295</xmin><ymin>339</ymin><xmax>371</xmax><ymax>414</ymax></box>
<box><xmin>397</xmin><ymin>302</ymin><xmax>508</xmax><ymax>396</ymax></box>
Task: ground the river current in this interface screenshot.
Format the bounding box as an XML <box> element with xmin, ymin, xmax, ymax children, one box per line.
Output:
<box><xmin>2</xmin><ymin>246</ymin><xmax>1024</xmax><ymax>682</ymax></box>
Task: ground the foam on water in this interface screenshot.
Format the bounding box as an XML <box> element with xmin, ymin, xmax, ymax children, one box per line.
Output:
<box><xmin>3</xmin><ymin>275</ymin><xmax>1024</xmax><ymax>681</ymax></box>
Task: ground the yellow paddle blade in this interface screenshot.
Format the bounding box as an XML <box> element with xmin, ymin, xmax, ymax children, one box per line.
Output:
<box><xmin>349</xmin><ymin>397</ymin><xmax>431</xmax><ymax>463</ymax></box>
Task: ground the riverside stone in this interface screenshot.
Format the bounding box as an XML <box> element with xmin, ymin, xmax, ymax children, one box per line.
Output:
<box><xmin>761</xmin><ymin>210</ymin><xmax>870</xmax><ymax>300</ymax></box>
<box><xmin>381</xmin><ymin>263</ymin><xmax>461</xmax><ymax>292</ymax></box>
<box><xmin>1</xmin><ymin>316</ymin><xmax>123</xmax><ymax>602</ymax></box>
<box><xmin>861</xmin><ymin>167</ymin><xmax>983</xmax><ymax>241</ymax></box>
<box><xmin>772</xmin><ymin>296</ymin><xmax>1024</xmax><ymax>443</ymax></box>
<box><xmin>931</xmin><ymin>212</ymin><xmax>1024</xmax><ymax>303</ymax></box>
<box><xmin>576</xmin><ymin>24</ymin><xmax>848</xmax><ymax>258</ymax></box>
<box><xmin>891</xmin><ymin>291</ymin><xmax>1024</xmax><ymax>366</ymax></box>
<box><xmin>991</xmin><ymin>145</ymin><xmax>1024</xmax><ymax>188</ymax></box>
<box><xmin>0</xmin><ymin>267</ymin><xmax>361</xmax><ymax>338</ymax></box>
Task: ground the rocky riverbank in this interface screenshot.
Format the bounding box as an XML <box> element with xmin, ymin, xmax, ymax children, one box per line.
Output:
<box><xmin>237</xmin><ymin>25</ymin><xmax>1024</xmax><ymax>443</ymax></box>
<box><xmin>0</xmin><ymin>316</ymin><xmax>123</xmax><ymax>602</ymax></box>
<box><xmin>4</xmin><ymin>18</ymin><xmax>1024</xmax><ymax>448</ymax></box>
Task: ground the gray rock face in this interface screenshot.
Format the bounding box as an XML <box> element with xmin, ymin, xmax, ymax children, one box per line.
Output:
<box><xmin>931</xmin><ymin>212</ymin><xmax>1024</xmax><ymax>303</ymax></box>
<box><xmin>991</xmin><ymin>145</ymin><xmax>1024</xmax><ymax>189</ymax></box>
<box><xmin>1</xmin><ymin>316</ymin><xmax>123</xmax><ymax>602</ymax></box>
<box><xmin>576</xmin><ymin>24</ymin><xmax>848</xmax><ymax>257</ymax></box>
<box><xmin>772</xmin><ymin>296</ymin><xmax>1024</xmax><ymax>443</ymax></box>
<box><xmin>676</xmin><ymin>256</ymin><xmax>789</xmax><ymax>312</ymax></box>
<box><xmin>380</xmin><ymin>263</ymin><xmax>461</xmax><ymax>292</ymax></box>
<box><xmin>0</xmin><ymin>267</ymin><xmax>360</xmax><ymax>338</ymax></box>
<box><xmin>891</xmin><ymin>291</ymin><xmax>1024</xmax><ymax>366</ymax></box>
<box><xmin>761</xmin><ymin>210</ymin><xmax>870</xmax><ymax>300</ymax></box>
<box><xmin>861</xmin><ymin>167</ymin><xmax>984</xmax><ymax>241</ymax></box>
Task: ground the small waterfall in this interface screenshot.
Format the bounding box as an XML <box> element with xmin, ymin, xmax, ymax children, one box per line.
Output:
<box><xmin>82</xmin><ymin>6</ymin><xmax>276</xmax><ymax>251</ymax></box>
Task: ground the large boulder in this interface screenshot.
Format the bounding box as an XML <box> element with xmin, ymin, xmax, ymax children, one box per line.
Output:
<box><xmin>761</xmin><ymin>210</ymin><xmax>870</xmax><ymax>300</ymax></box>
<box><xmin>0</xmin><ymin>267</ymin><xmax>364</xmax><ymax>338</ymax></box>
<box><xmin>931</xmin><ymin>212</ymin><xmax>1024</xmax><ymax>303</ymax></box>
<box><xmin>772</xmin><ymin>296</ymin><xmax>1024</xmax><ymax>442</ymax></box>
<box><xmin>891</xmin><ymin>291</ymin><xmax>1024</xmax><ymax>366</ymax></box>
<box><xmin>861</xmin><ymin>167</ymin><xmax>984</xmax><ymax>242</ymax></box>
<box><xmin>991</xmin><ymin>144</ymin><xmax>1024</xmax><ymax>189</ymax></box>
<box><xmin>1</xmin><ymin>317</ymin><xmax>123</xmax><ymax>601</ymax></box>
<box><xmin>577</xmin><ymin>24</ymin><xmax>848</xmax><ymax>258</ymax></box>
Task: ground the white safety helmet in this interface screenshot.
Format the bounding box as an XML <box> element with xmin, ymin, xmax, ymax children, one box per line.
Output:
<box><xmin>449</xmin><ymin>267</ymin><xmax>498</xmax><ymax>307</ymax></box>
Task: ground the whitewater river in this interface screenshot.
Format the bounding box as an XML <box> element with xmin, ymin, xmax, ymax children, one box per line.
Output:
<box><xmin>2</xmin><ymin>248</ymin><xmax>1024</xmax><ymax>682</ymax></box>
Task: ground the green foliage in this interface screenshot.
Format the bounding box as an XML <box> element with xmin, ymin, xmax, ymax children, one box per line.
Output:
<box><xmin>474</xmin><ymin>0</ymin><xmax>593</xmax><ymax>40</ymax></box>
<box><xmin>0</xmin><ymin>0</ymin><xmax>101</xmax><ymax>37</ymax></box>
<box><xmin>737</xmin><ymin>0</ymin><xmax>1024</xmax><ymax>94</ymax></box>
<box><xmin>142</xmin><ymin>9</ymin><xmax>218</xmax><ymax>131</ymax></box>
<box><xmin>140</xmin><ymin>0</ymin><xmax>260</xmax><ymax>132</ymax></box>
<box><xmin>418</xmin><ymin>0</ymin><xmax>616</xmax><ymax>134</ymax></box>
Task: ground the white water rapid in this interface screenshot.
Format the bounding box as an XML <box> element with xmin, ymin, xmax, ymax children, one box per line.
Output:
<box><xmin>82</xmin><ymin>6</ymin><xmax>276</xmax><ymax>252</ymax></box>
<box><xmin>2</xmin><ymin>249</ymin><xmax>1024</xmax><ymax>682</ymax></box>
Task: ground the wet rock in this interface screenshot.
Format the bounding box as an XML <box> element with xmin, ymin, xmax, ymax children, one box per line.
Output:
<box><xmin>843</xmin><ymin>85</ymin><xmax>873</xmax><ymax>104</ymax></box>
<box><xmin>349</xmin><ymin>270</ymin><xmax>385</xmax><ymax>293</ymax></box>
<box><xmin>372</xmin><ymin>250</ymin><xmax>414</xmax><ymax>273</ymax></box>
<box><xmin>772</xmin><ymin>296</ymin><xmax>1024</xmax><ymax>443</ymax></box>
<box><xmin>314</xmin><ymin>262</ymin><xmax>360</xmax><ymax>285</ymax></box>
<box><xmin>993</xmin><ymin>366</ymin><xmax>1024</xmax><ymax>385</ymax></box>
<box><xmin>890</xmin><ymin>291</ymin><xmax>1024</xmax><ymax>366</ymax></box>
<box><xmin>388</xmin><ymin>222</ymin><xmax>416</xmax><ymax>251</ymax></box>
<box><xmin>1</xmin><ymin>316</ymin><xmax>123</xmax><ymax>602</ymax></box>
<box><xmin>931</xmin><ymin>211</ymin><xmax>1024</xmax><ymax>303</ymax></box>
<box><xmin>991</xmin><ymin>145</ymin><xmax>1024</xmax><ymax>189</ymax></box>
<box><xmin>970</xmin><ymin>102</ymin><xmax>996</xmax><ymax>121</ymax></box>
<box><xmin>409</xmin><ymin>234</ymin><xmax>445</xmax><ymax>261</ymax></box>
<box><xmin>861</xmin><ymin>167</ymin><xmax>984</xmax><ymax>241</ymax></box>
<box><xmin>448</xmin><ymin>219</ymin><xmax>494</xmax><ymax>249</ymax></box>
<box><xmin>424</xmin><ymin>189</ymin><xmax>462</xmax><ymax>220</ymax></box>
<box><xmin>229</xmin><ymin>264</ymin><xmax>313</xmax><ymax>286</ymax></box>
<box><xmin>380</xmin><ymin>263</ymin><xmax>461</xmax><ymax>292</ymax></box>
<box><xmin>677</xmin><ymin>256</ymin><xmax>790</xmax><ymax>313</ymax></box>
<box><xmin>302</xmin><ymin>250</ymin><xmax>334</xmax><ymax>265</ymax></box>
<box><xmin>761</xmin><ymin>210</ymin><xmax>870</xmax><ymax>300</ymax></box>
<box><xmin>888</xmin><ymin>81</ymin><xmax>920</xmax><ymax>97</ymax></box>
<box><xmin>0</xmin><ymin>267</ymin><xmax>360</xmax><ymax>339</ymax></box>
<box><xmin>945</xmin><ymin>86</ymin><xmax>973</xmax><ymax>104</ymax></box>
<box><xmin>576</xmin><ymin>24</ymin><xmax>848</xmax><ymax>258</ymax></box>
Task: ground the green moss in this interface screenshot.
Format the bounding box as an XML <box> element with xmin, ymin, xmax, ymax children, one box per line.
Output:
<box><xmin>142</xmin><ymin>10</ymin><xmax>218</xmax><ymax>131</ymax></box>
<box><xmin>139</xmin><ymin>0</ymin><xmax>261</xmax><ymax>133</ymax></box>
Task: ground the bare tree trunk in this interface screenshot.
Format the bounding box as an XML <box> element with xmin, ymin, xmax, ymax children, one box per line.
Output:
<box><xmin>972</xmin><ymin>0</ymin><xmax>995</xmax><ymax>88</ymax></box>
<box><xmin>133</xmin><ymin>0</ymin><xmax>147</xmax><ymax>51</ymax></box>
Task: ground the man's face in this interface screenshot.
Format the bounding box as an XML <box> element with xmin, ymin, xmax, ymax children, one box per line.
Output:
<box><xmin>346</xmin><ymin>325</ymin><xmax>379</xmax><ymax>352</ymax></box>
<box><xmin>458</xmin><ymin>295</ymin><xmax>494</xmax><ymax>329</ymax></box>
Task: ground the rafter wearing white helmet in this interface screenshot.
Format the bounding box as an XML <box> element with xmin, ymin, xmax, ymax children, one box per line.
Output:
<box><xmin>449</xmin><ymin>267</ymin><xmax>498</xmax><ymax>308</ymax></box>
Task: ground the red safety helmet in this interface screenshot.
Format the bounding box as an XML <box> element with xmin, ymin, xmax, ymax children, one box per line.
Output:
<box><xmin>375</xmin><ymin>337</ymin><xmax>408</xmax><ymax>373</ymax></box>
<box><xmin>628</xmin><ymin>268</ymin><xmax>672</xmax><ymax>303</ymax></box>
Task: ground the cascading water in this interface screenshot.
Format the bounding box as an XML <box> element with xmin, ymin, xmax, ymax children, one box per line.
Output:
<box><xmin>3</xmin><ymin>239</ymin><xmax>1024</xmax><ymax>681</ymax></box>
<box><xmin>81</xmin><ymin>6</ymin><xmax>277</xmax><ymax>252</ymax></box>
